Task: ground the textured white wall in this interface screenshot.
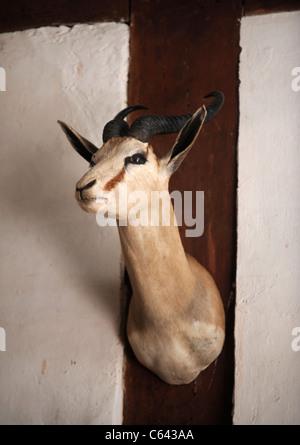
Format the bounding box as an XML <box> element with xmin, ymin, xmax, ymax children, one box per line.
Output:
<box><xmin>235</xmin><ymin>11</ymin><xmax>300</xmax><ymax>425</ymax></box>
<box><xmin>0</xmin><ymin>23</ymin><xmax>129</xmax><ymax>424</ymax></box>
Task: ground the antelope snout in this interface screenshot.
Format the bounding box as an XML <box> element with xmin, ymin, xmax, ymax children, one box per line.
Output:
<box><xmin>76</xmin><ymin>179</ymin><xmax>97</xmax><ymax>200</ymax></box>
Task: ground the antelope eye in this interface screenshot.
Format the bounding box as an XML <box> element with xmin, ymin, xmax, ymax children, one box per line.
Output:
<box><xmin>125</xmin><ymin>153</ymin><xmax>147</xmax><ymax>166</ymax></box>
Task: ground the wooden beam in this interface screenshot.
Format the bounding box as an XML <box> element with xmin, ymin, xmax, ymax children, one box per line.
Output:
<box><xmin>124</xmin><ymin>0</ymin><xmax>241</xmax><ymax>425</ymax></box>
<box><xmin>0</xmin><ymin>0</ymin><xmax>129</xmax><ymax>33</ymax></box>
<box><xmin>244</xmin><ymin>0</ymin><xmax>300</xmax><ymax>15</ymax></box>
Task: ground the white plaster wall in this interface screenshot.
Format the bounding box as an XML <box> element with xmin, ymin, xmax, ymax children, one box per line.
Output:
<box><xmin>235</xmin><ymin>11</ymin><xmax>300</xmax><ymax>425</ymax></box>
<box><xmin>0</xmin><ymin>23</ymin><xmax>129</xmax><ymax>424</ymax></box>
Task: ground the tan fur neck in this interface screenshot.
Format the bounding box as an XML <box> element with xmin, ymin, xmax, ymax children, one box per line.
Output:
<box><xmin>117</xmin><ymin>197</ymin><xmax>195</xmax><ymax>316</ymax></box>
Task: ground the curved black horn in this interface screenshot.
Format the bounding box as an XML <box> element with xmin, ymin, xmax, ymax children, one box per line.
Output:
<box><xmin>128</xmin><ymin>91</ymin><xmax>224</xmax><ymax>143</ymax></box>
<box><xmin>203</xmin><ymin>91</ymin><xmax>224</xmax><ymax>123</ymax></box>
<box><xmin>102</xmin><ymin>105</ymin><xmax>147</xmax><ymax>143</ymax></box>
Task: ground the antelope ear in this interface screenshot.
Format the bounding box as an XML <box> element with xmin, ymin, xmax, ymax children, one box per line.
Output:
<box><xmin>57</xmin><ymin>120</ymin><xmax>98</xmax><ymax>163</ymax></box>
<box><xmin>162</xmin><ymin>106</ymin><xmax>207</xmax><ymax>175</ymax></box>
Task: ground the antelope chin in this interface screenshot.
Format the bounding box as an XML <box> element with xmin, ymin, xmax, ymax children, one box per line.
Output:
<box><xmin>76</xmin><ymin>194</ymin><xmax>108</xmax><ymax>214</ymax></box>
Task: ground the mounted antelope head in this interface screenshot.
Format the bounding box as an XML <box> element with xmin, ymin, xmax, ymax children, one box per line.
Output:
<box><xmin>58</xmin><ymin>91</ymin><xmax>225</xmax><ymax>385</ymax></box>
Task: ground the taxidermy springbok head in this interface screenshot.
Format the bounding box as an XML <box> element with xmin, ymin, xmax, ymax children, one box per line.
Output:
<box><xmin>58</xmin><ymin>91</ymin><xmax>225</xmax><ymax>385</ymax></box>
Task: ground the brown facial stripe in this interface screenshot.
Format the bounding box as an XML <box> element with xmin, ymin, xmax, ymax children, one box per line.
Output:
<box><xmin>103</xmin><ymin>167</ymin><xmax>125</xmax><ymax>191</ymax></box>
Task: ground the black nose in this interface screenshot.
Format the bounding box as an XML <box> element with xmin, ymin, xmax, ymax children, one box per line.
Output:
<box><xmin>76</xmin><ymin>179</ymin><xmax>96</xmax><ymax>193</ymax></box>
<box><xmin>76</xmin><ymin>179</ymin><xmax>96</xmax><ymax>199</ymax></box>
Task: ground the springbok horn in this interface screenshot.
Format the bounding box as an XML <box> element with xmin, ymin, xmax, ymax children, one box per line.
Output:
<box><xmin>128</xmin><ymin>91</ymin><xmax>224</xmax><ymax>143</ymax></box>
<box><xmin>102</xmin><ymin>105</ymin><xmax>148</xmax><ymax>143</ymax></box>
